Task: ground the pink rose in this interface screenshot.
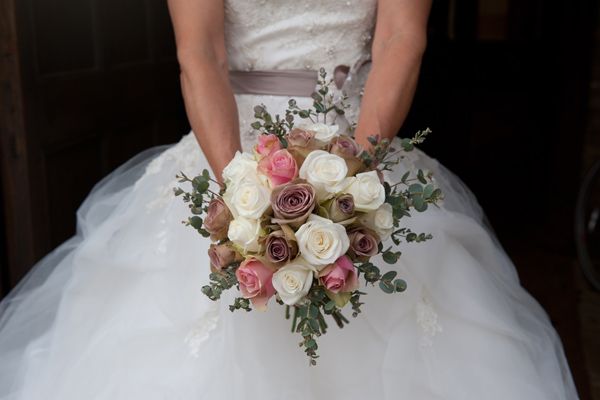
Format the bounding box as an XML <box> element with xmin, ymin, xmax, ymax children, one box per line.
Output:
<box><xmin>254</xmin><ymin>134</ymin><xmax>283</xmax><ymax>160</ymax></box>
<box><xmin>319</xmin><ymin>255</ymin><xmax>359</xmax><ymax>294</ymax></box>
<box><xmin>257</xmin><ymin>149</ymin><xmax>299</xmax><ymax>187</ymax></box>
<box><xmin>236</xmin><ymin>257</ymin><xmax>276</xmax><ymax>312</ymax></box>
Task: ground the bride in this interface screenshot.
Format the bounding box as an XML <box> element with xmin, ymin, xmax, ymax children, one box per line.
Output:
<box><xmin>0</xmin><ymin>0</ymin><xmax>579</xmax><ymax>399</ymax></box>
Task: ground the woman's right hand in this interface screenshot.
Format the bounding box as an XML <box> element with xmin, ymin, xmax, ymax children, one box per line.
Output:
<box><xmin>167</xmin><ymin>0</ymin><xmax>242</xmax><ymax>182</ymax></box>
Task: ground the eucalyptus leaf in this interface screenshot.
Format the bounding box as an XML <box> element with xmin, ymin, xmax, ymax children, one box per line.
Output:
<box><xmin>324</xmin><ymin>300</ymin><xmax>336</xmax><ymax>311</ymax></box>
<box><xmin>408</xmin><ymin>184</ymin><xmax>423</xmax><ymax>194</ymax></box>
<box><xmin>379</xmin><ymin>280</ymin><xmax>395</xmax><ymax>294</ymax></box>
<box><xmin>394</xmin><ymin>279</ymin><xmax>407</xmax><ymax>292</ymax></box>
<box><xmin>382</xmin><ymin>251</ymin><xmax>398</xmax><ymax>264</ymax></box>
<box><xmin>401</xmin><ymin>138</ymin><xmax>414</xmax><ymax>151</ymax></box>
<box><xmin>423</xmin><ymin>184</ymin><xmax>434</xmax><ymax>199</ymax></box>
<box><xmin>381</xmin><ymin>271</ymin><xmax>397</xmax><ymax>281</ymax></box>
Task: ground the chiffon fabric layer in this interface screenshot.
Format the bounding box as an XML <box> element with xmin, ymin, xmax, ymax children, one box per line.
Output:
<box><xmin>0</xmin><ymin>0</ymin><xmax>578</xmax><ymax>398</ymax></box>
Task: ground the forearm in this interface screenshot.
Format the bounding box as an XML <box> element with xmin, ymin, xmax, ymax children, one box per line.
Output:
<box><xmin>179</xmin><ymin>52</ymin><xmax>241</xmax><ymax>182</ymax></box>
<box><xmin>354</xmin><ymin>29</ymin><xmax>427</xmax><ymax>151</ymax></box>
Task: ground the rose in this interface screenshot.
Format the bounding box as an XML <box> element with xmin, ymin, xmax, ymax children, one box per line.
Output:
<box><xmin>285</xmin><ymin>128</ymin><xmax>317</xmax><ymax>147</ymax></box>
<box><xmin>272</xmin><ymin>257</ymin><xmax>317</xmax><ymax>305</ymax></box>
<box><xmin>346</xmin><ymin>225</ymin><xmax>381</xmax><ymax>262</ymax></box>
<box><xmin>320</xmin><ymin>193</ymin><xmax>355</xmax><ymax>223</ymax></box>
<box><xmin>222</xmin><ymin>151</ymin><xmax>266</xmax><ymax>187</ymax></box>
<box><xmin>298</xmin><ymin>123</ymin><xmax>340</xmax><ymax>145</ymax></box>
<box><xmin>295</xmin><ymin>214</ymin><xmax>350</xmax><ymax>267</ymax></box>
<box><xmin>236</xmin><ymin>257</ymin><xmax>276</xmax><ymax>311</ymax></box>
<box><xmin>362</xmin><ymin>203</ymin><xmax>394</xmax><ymax>241</ymax></box>
<box><xmin>299</xmin><ymin>150</ymin><xmax>349</xmax><ymax>199</ymax></box>
<box><xmin>257</xmin><ymin>149</ymin><xmax>299</xmax><ymax>187</ymax></box>
<box><xmin>271</xmin><ymin>178</ymin><xmax>316</xmax><ymax>229</ymax></box>
<box><xmin>285</xmin><ymin>128</ymin><xmax>322</xmax><ymax>169</ymax></box>
<box><xmin>230</xmin><ymin>180</ymin><xmax>272</xmax><ymax>219</ymax></box>
<box><xmin>342</xmin><ymin>170</ymin><xmax>385</xmax><ymax>211</ymax></box>
<box><xmin>208</xmin><ymin>241</ymin><xmax>243</xmax><ymax>273</ymax></box>
<box><xmin>253</xmin><ymin>134</ymin><xmax>283</xmax><ymax>160</ymax></box>
<box><xmin>327</xmin><ymin>136</ymin><xmax>365</xmax><ymax>176</ymax></box>
<box><xmin>227</xmin><ymin>216</ymin><xmax>263</xmax><ymax>254</ymax></box>
<box><xmin>319</xmin><ymin>255</ymin><xmax>359</xmax><ymax>307</ymax></box>
<box><xmin>328</xmin><ymin>135</ymin><xmax>363</xmax><ymax>157</ymax></box>
<box><xmin>204</xmin><ymin>197</ymin><xmax>233</xmax><ymax>241</ymax></box>
<box><xmin>261</xmin><ymin>224</ymin><xmax>299</xmax><ymax>267</ymax></box>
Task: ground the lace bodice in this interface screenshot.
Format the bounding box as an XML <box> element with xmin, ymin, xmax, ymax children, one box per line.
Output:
<box><xmin>224</xmin><ymin>0</ymin><xmax>377</xmax><ymax>73</ymax></box>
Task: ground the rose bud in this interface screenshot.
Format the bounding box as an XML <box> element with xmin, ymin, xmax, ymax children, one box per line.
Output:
<box><xmin>208</xmin><ymin>241</ymin><xmax>243</xmax><ymax>273</ymax></box>
<box><xmin>285</xmin><ymin>128</ymin><xmax>323</xmax><ymax>168</ymax></box>
<box><xmin>271</xmin><ymin>178</ymin><xmax>317</xmax><ymax>229</ymax></box>
<box><xmin>236</xmin><ymin>256</ymin><xmax>276</xmax><ymax>312</ymax></box>
<box><xmin>257</xmin><ymin>149</ymin><xmax>299</xmax><ymax>188</ymax></box>
<box><xmin>260</xmin><ymin>224</ymin><xmax>299</xmax><ymax>268</ymax></box>
<box><xmin>319</xmin><ymin>255</ymin><xmax>359</xmax><ymax>307</ymax></box>
<box><xmin>253</xmin><ymin>134</ymin><xmax>283</xmax><ymax>161</ymax></box>
<box><xmin>321</xmin><ymin>193</ymin><xmax>355</xmax><ymax>223</ymax></box>
<box><xmin>346</xmin><ymin>225</ymin><xmax>381</xmax><ymax>262</ymax></box>
<box><xmin>204</xmin><ymin>197</ymin><xmax>233</xmax><ymax>241</ymax></box>
<box><xmin>327</xmin><ymin>136</ymin><xmax>366</xmax><ymax>176</ymax></box>
<box><xmin>285</xmin><ymin>128</ymin><xmax>317</xmax><ymax>147</ymax></box>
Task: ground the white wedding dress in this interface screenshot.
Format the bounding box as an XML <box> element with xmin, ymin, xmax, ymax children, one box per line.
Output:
<box><xmin>0</xmin><ymin>1</ymin><xmax>579</xmax><ymax>399</ymax></box>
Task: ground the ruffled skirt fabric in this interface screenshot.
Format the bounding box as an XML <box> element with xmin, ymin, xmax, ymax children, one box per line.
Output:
<box><xmin>0</xmin><ymin>94</ymin><xmax>578</xmax><ymax>400</ymax></box>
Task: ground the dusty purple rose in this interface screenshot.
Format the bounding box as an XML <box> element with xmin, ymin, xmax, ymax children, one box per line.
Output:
<box><xmin>204</xmin><ymin>197</ymin><xmax>233</xmax><ymax>241</ymax></box>
<box><xmin>208</xmin><ymin>241</ymin><xmax>243</xmax><ymax>273</ymax></box>
<box><xmin>271</xmin><ymin>178</ymin><xmax>316</xmax><ymax>229</ymax></box>
<box><xmin>321</xmin><ymin>193</ymin><xmax>355</xmax><ymax>223</ymax></box>
<box><xmin>261</xmin><ymin>225</ymin><xmax>299</xmax><ymax>267</ymax></box>
<box><xmin>285</xmin><ymin>128</ymin><xmax>316</xmax><ymax>147</ymax></box>
<box><xmin>346</xmin><ymin>226</ymin><xmax>381</xmax><ymax>262</ymax></box>
<box><xmin>327</xmin><ymin>136</ymin><xmax>365</xmax><ymax>176</ymax></box>
<box><xmin>328</xmin><ymin>135</ymin><xmax>363</xmax><ymax>157</ymax></box>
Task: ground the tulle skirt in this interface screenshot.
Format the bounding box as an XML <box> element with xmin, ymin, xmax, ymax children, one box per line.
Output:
<box><xmin>0</xmin><ymin>94</ymin><xmax>578</xmax><ymax>399</ymax></box>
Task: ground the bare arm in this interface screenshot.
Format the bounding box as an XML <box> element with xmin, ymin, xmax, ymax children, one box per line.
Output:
<box><xmin>168</xmin><ymin>0</ymin><xmax>241</xmax><ymax>182</ymax></box>
<box><xmin>353</xmin><ymin>0</ymin><xmax>432</xmax><ymax>150</ymax></box>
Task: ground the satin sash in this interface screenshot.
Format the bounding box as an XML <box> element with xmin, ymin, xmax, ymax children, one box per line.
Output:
<box><xmin>229</xmin><ymin>66</ymin><xmax>351</xmax><ymax>96</ymax></box>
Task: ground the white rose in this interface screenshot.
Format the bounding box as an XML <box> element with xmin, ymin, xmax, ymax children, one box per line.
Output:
<box><xmin>227</xmin><ymin>216</ymin><xmax>262</xmax><ymax>254</ymax></box>
<box><xmin>299</xmin><ymin>150</ymin><xmax>349</xmax><ymax>199</ymax></box>
<box><xmin>343</xmin><ymin>170</ymin><xmax>385</xmax><ymax>212</ymax></box>
<box><xmin>222</xmin><ymin>151</ymin><xmax>266</xmax><ymax>187</ymax></box>
<box><xmin>295</xmin><ymin>214</ymin><xmax>350</xmax><ymax>267</ymax></box>
<box><xmin>272</xmin><ymin>257</ymin><xmax>318</xmax><ymax>305</ymax></box>
<box><xmin>299</xmin><ymin>123</ymin><xmax>340</xmax><ymax>145</ymax></box>
<box><xmin>230</xmin><ymin>181</ymin><xmax>272</xmax><ymax>219</ymax></box>
<box><xmin>363</xmin><ymin>203</ymin><xmax>394</xmax><ymax>241</ymax></box>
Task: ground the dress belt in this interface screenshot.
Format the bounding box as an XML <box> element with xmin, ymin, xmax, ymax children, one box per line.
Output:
<box><xmin>228</xmin><ymin>66</ymin><xmax>352</xmax><ymax>97</ymax></box>
<box><xmin>229</xmin><ymin>70</ymin><xmax>319</xmax><ymax>97</ymax></box>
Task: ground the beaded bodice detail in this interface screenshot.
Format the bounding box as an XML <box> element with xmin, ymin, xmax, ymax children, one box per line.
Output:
<box><xmin>224</xmin><ymin>0</ymin><xmax>378</xmax><ymax>73</ymax></box>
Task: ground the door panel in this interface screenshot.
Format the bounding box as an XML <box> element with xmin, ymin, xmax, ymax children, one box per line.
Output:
<box><xmin>0</xmin><ymin>0</ymin><xmax>189</xmax><ymax>294</ymax></box>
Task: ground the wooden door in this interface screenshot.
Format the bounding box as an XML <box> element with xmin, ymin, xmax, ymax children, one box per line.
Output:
<box><xmin>0</xmin><ymin>0</ymin><xmax>190</xmax><ymax>296</ymax></box>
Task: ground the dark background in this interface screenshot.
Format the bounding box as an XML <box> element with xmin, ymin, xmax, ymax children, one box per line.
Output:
<box><xmin>1</xmin><ymin>0</ymin><xmax>598</xmax><ymax>397</ymax></box>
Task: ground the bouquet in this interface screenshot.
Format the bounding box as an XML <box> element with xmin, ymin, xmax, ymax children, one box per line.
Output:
<box><xmin>175</xmin><ymin>70</ymin><xmax>442</xmax><ymax>365</ymax></box>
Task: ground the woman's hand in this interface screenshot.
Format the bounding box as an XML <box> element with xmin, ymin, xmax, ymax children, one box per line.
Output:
<box><xmin>168</xmin><ymin>0</ymin><xmax>241</xmax><ymax>182</ymax></box>
<box><xmin>353</xmin><ymin>0</ymin><xmax>432</xmax><ymax>152</ymax></box>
